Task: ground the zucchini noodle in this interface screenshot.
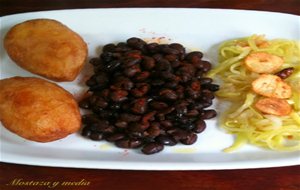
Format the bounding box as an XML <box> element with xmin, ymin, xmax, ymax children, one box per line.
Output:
<box><xmin>208</xmin><ymin>35</ymin><xmax>300</xmax><ymax>152</ymax></box>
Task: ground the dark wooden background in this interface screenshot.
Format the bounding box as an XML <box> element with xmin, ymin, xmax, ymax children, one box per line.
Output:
<box><xmin>0</xmin><ymin>0</ymin><xmax>300</xmax><ymax>190</ymax></box>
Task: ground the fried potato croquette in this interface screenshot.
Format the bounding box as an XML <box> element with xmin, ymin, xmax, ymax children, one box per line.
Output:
<box><xmin>4</xmin><ymin>19</ymin><xmax>88</xmax><ymax>81</ymax></box>
<box><xmin>0</xmin><ymin>77</ymin><xmax>81</xmax><ymax>142</ymax></box>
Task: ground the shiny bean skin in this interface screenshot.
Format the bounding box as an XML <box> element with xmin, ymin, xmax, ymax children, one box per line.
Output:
<box><xmin>105</xmin><ymin>133</ymin><xmax>125</xmax><ymax>142</ymax></box>
<box><xmin>180</xmin><ymin>133</ymin><xmax>198</xmax><ymax>145</ymax></box>
<box><xmin>141</xmin><ymin>142</ymin><xmax>164</xmax><ymax>154</ymax></box>
<box><xmin>80</xmin><ymin>38</ymin><xmax>219</xmax><ymax>155</ymax></box>
<box><xmin>156</xmin><ymin>135</ymin><xmax>177</xmax><ymax>146</ymax></box>
<box><xmin>276</xmin><ymin>67</ymin><xmax>294</xmax><ymax>79</ymax></box>
<box><xmin>115</xmin><ymin>139</ymin><xmax>143</xmax><ymax>148</ymax></box>
<box><xmin>193</xmin><ymin>119</ymin><xmax>206</xmax><ymax>133</ymax></box>
<box><xmin>201</xmin><ymin>109</ymin><xmax>217</xmax><ymax>119</ymax></box>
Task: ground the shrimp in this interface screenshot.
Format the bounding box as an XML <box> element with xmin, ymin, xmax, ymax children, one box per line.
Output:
<box><xmin>255</xmin><ymin>97</ymin><xmax>292</xmax><ymax>116</ymax></box>
<box><xmin>252</xmin><ymin>74</ymin><xmax>292</xmax><ymax>99</ymax></box>
<box><xmin>244</xmin><ymin>52</ymin><xmax>283</xmax><ymax>74</ymax></box>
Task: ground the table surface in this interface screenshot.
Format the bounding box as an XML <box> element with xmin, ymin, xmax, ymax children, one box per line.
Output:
<box><xmin>0</xmin><ymin>0</ymin><xmax>300</xmax><ymax>190</ymax></box>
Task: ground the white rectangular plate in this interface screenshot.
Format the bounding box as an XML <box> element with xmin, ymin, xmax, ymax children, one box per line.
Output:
<box><xmin>0</xmin><ymin>8</ymin><xmax>299</xmax><ymax>170</ymax></box>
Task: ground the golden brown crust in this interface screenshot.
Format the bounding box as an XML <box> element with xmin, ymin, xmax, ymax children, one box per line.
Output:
<box><xmin>255</xmin><ymin>97</ymin><xmax>292</xmax><ymax>116</ymax></box>
<box><xmin>4</xmin><ymin>19</ymin><xmax>88</xmax><ymax>82</ymax></box>
<box><xmin>0</xmin><ymin>77</ymin><xmax>81</xmax><ymax>142</ymax></box>
<box><xmin>244</xmin><ymin>52</ymin><xmax>283</xmax><ymax>74</ymax></box>
<box><xmin>251</xmin><ymin>74</ymin><xmax>292</xmax><ymax>99</ymax></box>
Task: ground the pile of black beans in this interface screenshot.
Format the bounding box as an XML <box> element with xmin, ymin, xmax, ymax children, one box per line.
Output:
<box><xmin>79</xmin><ymin>37</ymin><xmax>219</xmax><ymax>154</ymax></box>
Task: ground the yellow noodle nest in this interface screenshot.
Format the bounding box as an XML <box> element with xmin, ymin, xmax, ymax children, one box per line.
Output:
<box><xmin>208</xmin><ymin>35</ymin><xmax>300</xmax><ymax>152</ymax></box>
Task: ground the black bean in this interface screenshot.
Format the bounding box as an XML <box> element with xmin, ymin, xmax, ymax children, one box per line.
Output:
<box><xmin>122</xmin><ymin>57</ymin><xmax>141</xmax><ymax>68</ymax></box>
<box><xmin>113</xmin><ymin>78</ymin><xmax>134</xmax><ymax>91</ymax></box>
<box><xmin>164</xmin><ymin>54</ymin><xmax>178</xmax><ymax>62</ymax></box>
<box><xmin>128</xmin><ymin>139</ymin><xmax>143</xmax><ymax>148</ymax></box>
<box><xmin>134</xmin><ymin>71</ymin><xmax>150</xmax><ymax>82</ymax></box>
<box><xmin>202</xmin><ymin>89</ymin><xmax>215</xmax><ymax>99</ymax></box>
<box><xmin>185</xmin><ymin>109</ymin><xmax>199</xmax><ymax>117</ymax></box>
<box><xmin>170</xmin><ymin>60</ymin><xmax>182</xmax><ymax>68</ymax></box>
<box><xmin>130</xmin><ymin>83</ymin><xmax>150</xmax><ymax>97</ymax></box>
<box><xmin>180</xmin><ymin>133</ymin><xmax>197</xmax><ymax>145</ymax></box>
<box><xmin>79</xmin><ymin>97</ymin><xmax>90</xmax><ymax>109</ymax></box>
<box><xmin>109</xmin><ymin>103</ymin><xmax>121</xmax><ymax>110</ymax></box>
<box><xmin>104</xmin><ymin>60</ymin><xmax>121</xmax><ymax>72</ymax></box>
<box><xmin>201</xmin><ymin>98</ymin><xmax>213</xmax><ymax>108</ymax></box>
<box><xmin>115</xmin><ymin>139</ymin><xmax>142</xmax><ymax>148</ymax></box>
<box><xmin>97</xmin><ymin>110</ymin><xmax>114</xmax><ymax>119</ymax></box>
<box><xmin>81</xmin><ymin>38</ymin><xmax>219</xmax><ymax>155</ymax></box>
<box><xmin>156</xmin><ymin>113</ymin><xmax>165</xmax><ymax>121</ymax></box>
<box><xmin>195</xmin><ymin>70</ymin><xmax>203</xmax><ymax>79</ymax></box>
<box><xmin>123</xmin><ymin>65</ymin><xmax>141</xmax><ymax>77</ymax></box>
<box><xmin>156</xmin><ymin>59</ymin><xmax>172</xmax><ymax>71</ymax></box>
<box><xmin>102</xmin><ymin>43</ymin><xmax>116</xmax><ymax>52</ymax></box>
<box><xmin>102</xmin><ymin>125</ymin><xmax>116</xmax><ymax>134</ymax></box>
<box><xmin>276</xmin><ymin>67</ymin><xmax>294</xmax><ymax>79</ymax></box>
<box><xmin>86</xmin><ymin>77</ymin><xmax>97</xmax><ymax>87</ymax></box>
<box><xmin>89</xmin><ymin>121</ymin><xmax>109</xmax><ymax>132</ymax></box>
<box><xmin>168</xmin><ymin>129</ymin><xmax>190</xmax><ymax>141</ymax></box>
<box><xmin>101</xmin><ymin>52</ymin><xmax>114</xmax><ymax>62</ymax></box>
<box><xmin>141</xmin><ymin>142</ymin><xmax>164</xmax><ymax>154</ymax></box>
<box><xmin>81</xmin><ymin>127</ymin><xmax>92</xmax><ymax>137</ymax></box>
<box><xmin>110</xmin><ymin>90</ymin><xmax>128</xmax><ymax>102</ymax></box>
<box><xmin>146</xmin><ymin>43</ymin><xmax>159</xmax><ymax>53</ymax></box>
<box><xmin>98</xmin><ymin>89</ymin><xmax>110</xmax><ymax>101</ymax></box>
<box><xmin>115</xmin><ymin>121</ymin><xmax>128</xmax><ymax>128</ymax></box>
<box><xmin>181</xmin><ymin>122</ymin><xmax>195</xmax><ymax>130</ymax></box>
<box><xmin>128</xmin><ymin>131</ymin><xmax>144</xmax><ymax>138</ymax></box>
<box><xmin>186</xmin><ymin>87</ymin><xmax>201</xmax><ymax>99</ymax></box>
<box><xmin>141</xmin><ymin>56</ymin><xmax>156</xmax><ymax>70</ymax></box>
<box><xmin>159</xmin><ymin>89</ymin><xmax>178</xmax><ymax>100</ymax></box>
<box><xmin>193</xmin><ymin>119</ymin><xmax>206</xmax><ymax>133</ymax></box>
<box><xmin>94</xmin><ymin>97</ymin><xmax>108</xmax><ymax>109</ymax></box>
<box><xmin>160</xmin><ymin>120</ymin><xmax>173</xmax><ymax>129</ymax></box>
<box><xmin>160</xmin><ymin>46</ymin><xmax>180</xmax><ymax>55</ymax></box>
<box><xmin>82</xmin><ymin>114</ymin><xmax>100</xmax><ymax>125</ymax></box>
<box><xmin>129</xmin><ymin>122</ymin><xmax>150</xmax><ymax>132</ymax></box>
<box><xmin>150</xmin><ymin>101</ymin><xmax>168</xmax><ymax>110</ymax></box>
<box><xmin>156</xmin><ymin>135</ymin><xmax>177</xmax><ymax>146</ymax></box>
<box><xmin>90</xmin><ymin>132</ymin><xmax>104</xmax><ymax>141</ymax></box>
<box><xmin>119</xmin><ymin>113</ymin><xmax>141</xmax><ymax>122</ymax></box>
<box><xmin>169</xmin><ymin>43</ymin><xmax>185</xmax><ymax>54</ymax></box>
<box><xmin>89</xmin><ymin>58</ymin><xmax>101</xmax><ymax>66</ymax></box>
<box><xmin>95</xmin><ymin>72</ymin><xmax>109</xmax><ymax>85</ymax></box>
<box><xmin>131</xmin><ymin>98</ymin><xmax>148</xmax><ymax>114</ymax></box>
<box><xmin>146</xmin><ymin>125</ymin><xmax>161</xmax><ymax>138</ymax></box>
<box><xmin>159</xmin><ymin>106</ymin><xmax>175</xmax><ymax>115</ymax></box>
<box><xmin>151</xmin><ymin>79</ymin><xmax>165</xmax><ymax>86</ymax></box>
<box><xmin>201</xmin><ymin>109</ymin><xmax>217</xmax><ymax>119</ymax></box>
<box><xmin>114</xmin><ymin>42</ymin><xmax>131</xmax><ymax>52</ymax></box>
<box><xmin>200</xmin><ymin>61</ymin><xmax>212</xmax><ymax>72</ymax></box>
<box><xmin>200</xmin><ymin>78</ymin><xmax>213</xmax><ymax>85</ymax></box>
<box><xmin>124</xmin><ymin>50</ymin><xmax>142</xmax><ymax>58</ymax></box>
<box><xmin>185</xmin><ymin>51</ymin><xmax>203</xmax><ymax>63</ymax></box>
<box><xmin>164</xmin><ymin>81</ymin><xmax>178</xmax><ymax>89</ymax></box>
<box><xmin>202</xmin><ymin>83</ymin><xmax>219</xmax><ymax>92</ymax></box>
<box><xmin>127</xmin><ymin>37</ymin><xmax>146</xmax><ymax>50</ymax></box>
<box><xmin>105</xmin><ymin>133</ymin><xmax>125</xmax><ymax>142</ymax></box>
<box><xmin>115</xmin><ymin>139</ymin><xmax>130</xmax><ymax>148</ymax></box>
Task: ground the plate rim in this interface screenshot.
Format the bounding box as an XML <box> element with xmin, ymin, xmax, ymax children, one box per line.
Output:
<box><xmin>1</xmin><ymin>7</ymin><xmax>299</xmax><ymax>170</ymax></box>
<box><xmin>1</xmin><ymin>7</ymin><xmax>300</xmax><ymax>19</ymax></box>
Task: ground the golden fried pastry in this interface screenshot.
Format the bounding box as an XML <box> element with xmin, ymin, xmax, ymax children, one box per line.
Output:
<box><xmin>0</xmin><ymin>77</ymin><xmax>81</xmax><ymax>142</ymax></box>
<box><xmin>4</xmin><ymin>19</ymin><xmax>88</xmax><ymax>81</ymax></box>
